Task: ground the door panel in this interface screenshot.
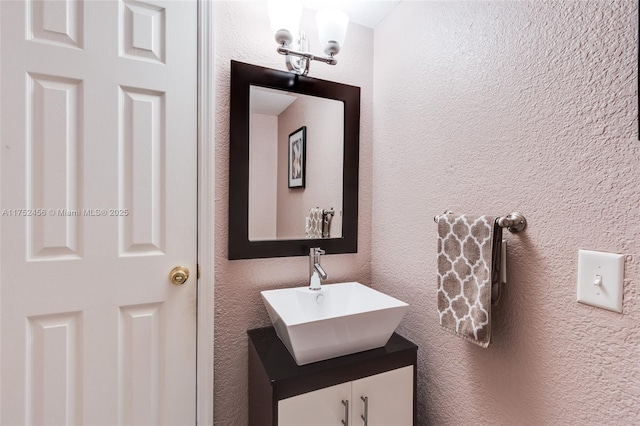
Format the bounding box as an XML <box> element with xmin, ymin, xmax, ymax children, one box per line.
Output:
<box><xmin>1</xmin><ymin>1</ymin><xmax>197</xmax><ymax>424</ymax></box>
<box><xmin>27</xmin><ymin>73</ymin><xmax>84</xmax><ymax>261</ymax></box>
<box><xmin>26</xmin><ymin>311</ymin><xmax>83</xmax><ymax>425</ymax></box>
<box><xmin>119</xmin><ymin>86</ymin><xmax>166</xmax><ymax>256</ymax></box>
<box><xmin>118</xmin><ymin>302</ymin><xmax>164</xmax><ymax>425</ymax></box>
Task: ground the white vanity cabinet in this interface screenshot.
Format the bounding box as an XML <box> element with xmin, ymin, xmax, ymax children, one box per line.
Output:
<box><xmin>248</xmin><ymin>327</ymin><xmax>417</xmax><ymax>426</ymax></box>
<box><xmin>278</xmin><ymin>366</ymin><xmax>414</xmax><ymax>426</ymax></box>
<box><xmin>278</xmin><ymin>382</ymin><xmax>351</xmax><ymax>426</ymax></box>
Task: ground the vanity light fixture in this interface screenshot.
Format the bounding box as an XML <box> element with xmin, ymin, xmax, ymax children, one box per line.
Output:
<box><xmin>267</xmin><ymin>0</ymin><xmax>349</xmax><ymax>76</ymax></box>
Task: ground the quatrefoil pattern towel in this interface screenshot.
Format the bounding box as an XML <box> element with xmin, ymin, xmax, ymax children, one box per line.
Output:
<box><xmin>437</xmin><ymin>214</ymin><xmax>500</xmax><ymax>348</ymax></box>
<box><xmin>306</xmin><ymin>208</ymin><xmax>323</xmax><ymax>239</ymax></box>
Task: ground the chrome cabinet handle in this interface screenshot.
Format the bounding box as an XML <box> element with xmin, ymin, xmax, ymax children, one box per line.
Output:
<box><xmin>341</xmin><ymin>399</ymin><xmax>349</xmax><ymax>426</ymax></box>
<box><xmin>360</xmin><ymin>396</ymin><xmax>368</xmax><ymax>426</ymax></box>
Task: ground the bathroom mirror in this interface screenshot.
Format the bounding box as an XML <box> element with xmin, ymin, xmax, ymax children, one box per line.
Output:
<box><xmin>229</xmin><ymin>61</ymin><xmax>360</xmax><ymax>259</ymax></box>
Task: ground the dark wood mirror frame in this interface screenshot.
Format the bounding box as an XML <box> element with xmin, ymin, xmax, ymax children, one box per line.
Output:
<box><xmin>228</xmin><ymin>60</ymin><xmax>360</xmax><ymax>260</ymax></box>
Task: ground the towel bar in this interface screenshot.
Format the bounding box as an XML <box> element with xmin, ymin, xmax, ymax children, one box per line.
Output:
<box><xmin>434</xmin><ymin>211</ymin><xmax>527</xmax><ymax>233</ymax></box>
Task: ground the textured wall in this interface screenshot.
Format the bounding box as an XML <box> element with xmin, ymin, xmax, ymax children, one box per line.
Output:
<box><xmin>213</xmin><ymin>2</ymin><xmax>373</xmax><ymax>424</ymax></box>
<box><xmin>372</xmin><ymin>1</ymin><xmax>639</xmax><ymax>424</ymax></box>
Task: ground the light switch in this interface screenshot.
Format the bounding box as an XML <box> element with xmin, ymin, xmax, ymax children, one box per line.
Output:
<box><xmin>577</xmin><ymin>249</ymin><xmax>624</xmax><ymax>313</ymax></box>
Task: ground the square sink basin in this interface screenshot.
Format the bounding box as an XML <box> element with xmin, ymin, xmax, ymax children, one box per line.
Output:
<box><xmin>260</xmin><ymin>282</ymin><xmax>409</xmax><ymax>365</ymax></box>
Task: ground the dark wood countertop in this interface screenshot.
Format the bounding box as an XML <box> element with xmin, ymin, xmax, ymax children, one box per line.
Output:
<box><xmin>247</xmin><ymin>326</ymin><xmax>418</xmax><ymax>385</ymax></box>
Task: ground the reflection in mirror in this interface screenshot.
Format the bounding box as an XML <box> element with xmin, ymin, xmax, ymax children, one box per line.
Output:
<box><xmin>248</xmin><ymin>86</ymin><xmax>344</xmax><ymax>241</ymax></box>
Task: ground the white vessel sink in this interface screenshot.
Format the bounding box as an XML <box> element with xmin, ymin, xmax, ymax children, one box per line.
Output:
<box><xmin>260</xmin><ymin>282</ymin><xmax>409</xmax><ymax>365</ymax></box>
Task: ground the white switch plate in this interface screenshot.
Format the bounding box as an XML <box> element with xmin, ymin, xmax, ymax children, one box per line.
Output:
<box><xmin>577</xmin><ymin>249</ymin><xmax>624</xmax><ymax>313</ymax></box>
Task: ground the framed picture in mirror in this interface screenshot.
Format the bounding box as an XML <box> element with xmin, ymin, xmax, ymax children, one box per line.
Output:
<box><xmin>288</xmin><ymin>126</ymin><xmax>306</xmax><ymax>188</ymax></box>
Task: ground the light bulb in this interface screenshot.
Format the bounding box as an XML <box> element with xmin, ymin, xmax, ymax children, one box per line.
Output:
<box><xmin>267</xmin><ymin>0</ymin><xmax>302</xmax><ymax>39</ymax></box>
<box><xmin>316</xmin><ymin>9</ymin><xmax>349</xmax><ymax>55</ymax></box>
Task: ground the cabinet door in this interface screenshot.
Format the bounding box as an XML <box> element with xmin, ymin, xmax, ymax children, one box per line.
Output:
<box><xmin>278</xmin><ymin>382</ymin><xmax>352</xmax><ymax>426</ymax></box>
<box><xmin>351</xmin><ymin>366</ymin><xmax>414</xmax><ymax>426</ymax></box>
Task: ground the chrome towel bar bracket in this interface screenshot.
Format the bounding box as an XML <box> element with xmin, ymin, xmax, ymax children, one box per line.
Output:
<box><xmin>496</xmin><ymin>212</ymin><xmax>527</xmax><ymax>233</ymax></box>
<box><xmin>434</xmin><ymin>211</ymin><xmax>527</xmax><ymax>233</ymax></box>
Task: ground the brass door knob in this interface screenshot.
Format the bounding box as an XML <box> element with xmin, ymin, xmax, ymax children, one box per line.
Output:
<box><xmin>169</xmin><ymin>266</ymin><xmax>189</xmax><ymax>285</ymax></box>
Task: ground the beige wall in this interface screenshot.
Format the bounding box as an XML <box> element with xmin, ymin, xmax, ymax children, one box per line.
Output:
<box><xmin>248</xmin><ymin>112</ymin><xmax>278</xmax><ymax>240</ymax></box>
<box><xmin>276</xmin><ymin>95</ymin><xmax>344</xmax><ymax>239</ymax></box>
<box><xmin>213</xmin><ymin>2</ymin><xmax>373</xmax><ymax>424</ymax></box>
<box><xmin>372</xmin><ymin>1</ymin><xmax>639</xmax><ymax>424</ymax></box>
<box><xmin>215</xmin><ymin>1</ymin><xmax>639</xmax><ymax>424</ymax></box>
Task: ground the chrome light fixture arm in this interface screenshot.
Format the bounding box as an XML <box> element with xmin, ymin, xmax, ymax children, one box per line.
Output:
<box><xmin>275</xmin><ymin>30</ymin><xmax>338</xmax><ymax>76</ymax></box>
<box><xmin>277</xmin><ymin>45</ymin><xmax>337</xmax><ymax>65</ymax></box>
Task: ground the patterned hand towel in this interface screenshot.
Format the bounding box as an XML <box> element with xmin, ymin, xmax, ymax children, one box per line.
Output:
<box><xmin>305</xmin><ymin>208</ymin><xmax>323</xmax><ymax>239</ymax></box>
<box><xmin>436</xmin><ymin>214</ymin><xmax>502</xmax><ymax>348</ymax></box>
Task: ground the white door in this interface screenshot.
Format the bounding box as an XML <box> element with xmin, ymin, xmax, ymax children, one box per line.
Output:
<box><xmin>0</xmin><ymin>1</ymin><xmax>198</xmax><ymax>424</ymax></box>
<box><xmin>351</xmin><ymin>366</ymin><xmax>414</xmax><ymax>426</ymax></box>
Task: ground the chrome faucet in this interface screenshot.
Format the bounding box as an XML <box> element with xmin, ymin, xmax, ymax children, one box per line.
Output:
<box><xmin>309</xmin><ymin>247</ymin><xmax>327</xmax><ymax>290</ymax></box>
